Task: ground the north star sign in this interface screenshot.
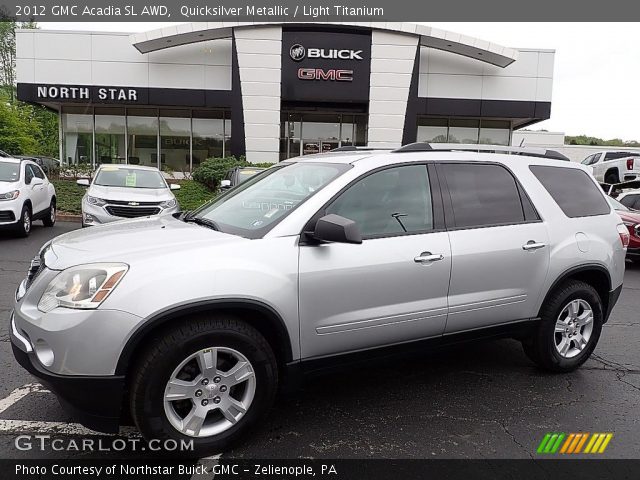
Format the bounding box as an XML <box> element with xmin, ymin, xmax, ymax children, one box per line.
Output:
<box><xmin>36</xmin><ymin>86</ymin><xmax>141</xmax><ymax>102</ymax></box>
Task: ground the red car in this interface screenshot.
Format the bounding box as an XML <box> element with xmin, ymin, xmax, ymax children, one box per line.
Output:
<box><xmin>609</xmin><ymin>196</ymin><xmax>640</xmax><ymax>260</ymax></box>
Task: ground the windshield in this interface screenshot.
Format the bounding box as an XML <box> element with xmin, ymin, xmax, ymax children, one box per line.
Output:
<box><xmin>191</xmin><ymin>162</ymin><xmax>349</xmax><ymax>238</ymax></box>
<box><xmin>0</xmin><ymin>161</ymin><xmax>20</xmax><ymax>182</ymax></box>
<box><xmin>93</xmin><ymin>167</ymin><xmax>166</xmax><ymax>189</ymax></box>
<box><xmin>608</xmin><ymin>196</ymin><xmax>630</xmax><ymax>211</ymax></box>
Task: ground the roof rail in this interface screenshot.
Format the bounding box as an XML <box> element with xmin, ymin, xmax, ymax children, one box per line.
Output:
<box><xmin>393</xmin><ymin>143</ymin><xmax>570</xmax><ymax>161</ymax></box>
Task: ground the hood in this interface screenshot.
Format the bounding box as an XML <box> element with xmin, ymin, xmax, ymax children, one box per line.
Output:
<box><xmin>87</xmin><ymin>184</ymin><xmax>174</xmax><ymax>203</ymax></box>
<box><xmin>47</xmin><ymin>215</ymin><xmax>245</xmax><ymax>269</ymax></box>
<box><xmin>0</xmin><ymin>180</ymin><xmax>19</xmax><ymax>193</ymax></box>
<box><xmin>617</xmin><ymin>209</ymin><xmax>640</xmax><ymax>224</ymax></box>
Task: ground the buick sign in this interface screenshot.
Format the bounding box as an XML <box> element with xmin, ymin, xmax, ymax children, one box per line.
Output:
<box><xmin>289</xmin><ymin>44</ymin><xmax>364</xmax><ymax>62</ymax></box>
<box><xmin>290</xmin><ymin>44</ymin><xmax>306</xmax><ymax>61</ymax></box>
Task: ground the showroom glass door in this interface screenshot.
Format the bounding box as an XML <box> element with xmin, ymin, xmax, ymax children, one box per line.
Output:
<box><xmin>280</xmin><ymin>112</ymin><xmax>368</xmax><ymax>160</ymax></box>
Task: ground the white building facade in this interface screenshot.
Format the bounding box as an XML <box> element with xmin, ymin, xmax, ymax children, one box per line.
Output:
<box><xmin>16</xmin><ymin>22</ymin><xmax>555</xmax><ymax>169</ymax></box>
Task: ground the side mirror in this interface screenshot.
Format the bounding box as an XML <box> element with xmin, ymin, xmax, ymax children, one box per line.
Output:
<box><xmin>31</xmin><ymin>178</ymin><xmax>43</xmax><ymax>186</ymax></box>
<box><xmin>220</xmin><ymin>179</ymin><xmax>232</xmax><ymax>189</ymax></box>
<box><xmin>313</xmin><ymin>214</ymin><xmax>362</xmax><ymax>244</ymax></box>
<box><xmin>170</xmin><ymin>183</ymin><xmax>181</xmax><ymax>191</ymax></box>
<box><xmin>76</xmin><ymin>179</ymin><xmax>90</xmax><ymax>187</ymax></box>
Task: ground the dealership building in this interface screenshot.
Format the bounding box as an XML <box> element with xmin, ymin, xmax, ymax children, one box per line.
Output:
<box><xmin>16</xmin><ymin>22</ymin><xmax>555</xmax><ymax>169</ymax></box>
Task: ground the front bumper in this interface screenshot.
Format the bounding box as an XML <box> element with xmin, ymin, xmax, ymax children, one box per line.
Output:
<box><xmin>10</xmin><ymin>313</ymin><xmax>124</xmax><ymax>433</ymax></box>
<box><xmin>82</xmin><ymin>200</ymin><xmax>179</xmax><ymax>226</ymax></box>
<box><xmin>0</xmin><ymin>198</ymin><xmax>21</xmax><ymax>226</ymax></box>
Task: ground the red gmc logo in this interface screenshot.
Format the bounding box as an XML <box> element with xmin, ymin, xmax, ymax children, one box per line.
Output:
<box><xmin>297</xmin><ymin>68</ymin><xmax>353</xmax><ymax>81</ymax></box>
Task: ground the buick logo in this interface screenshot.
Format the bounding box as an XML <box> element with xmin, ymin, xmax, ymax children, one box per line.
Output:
<box><xmin>290</xmin><ymin>44</ymin><xmax>305</xmax><ymax>61</ymax></box>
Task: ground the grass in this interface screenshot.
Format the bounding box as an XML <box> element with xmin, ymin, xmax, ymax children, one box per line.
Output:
<box><xmin>51</xmin><ymin>179</ymin><xmax>217</xmax><ymax>215</ymax></box>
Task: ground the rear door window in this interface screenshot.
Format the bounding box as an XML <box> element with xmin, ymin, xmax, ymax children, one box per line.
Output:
<box><xmin>440</xmin><ymin>163</ymin><xmax>532</xmax><ymax>229</ymax></box>
<box><xmin>530</xmin><ymin>165</ymin><xmax>611</xmax><ymax>218</ymax></box>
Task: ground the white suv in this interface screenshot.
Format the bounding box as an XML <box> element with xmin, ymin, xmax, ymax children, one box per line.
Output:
<box><xmin>0</xmin><ymin>157</ymin><xmax>57</xmax><ymax>236</ymax></box>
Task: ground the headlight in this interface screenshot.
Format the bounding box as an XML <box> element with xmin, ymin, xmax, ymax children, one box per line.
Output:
<box><xmin>38</xmin><ymin>263</ymin><xmax>128</xmax><ymax>313</ymax></box>
<box><xmin>161</xmin><ymin>198</ymin><xmax>177</xmax><ymax>209</ymax></box>
<box><xmin>0</xmin><ymin>190</ymin><xmax>19</xmax><ymax>201</ymax></box>
<box><xmin>87</xmin><ymin>195</ymin><xmax>107</xmax><ymax>207</ymax></box>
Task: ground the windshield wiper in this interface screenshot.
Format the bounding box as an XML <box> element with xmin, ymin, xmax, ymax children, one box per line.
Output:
<box><xmin>182</xmin><ymin>214</ymin><xmax>221</xmax><ymax>231</ymax></box>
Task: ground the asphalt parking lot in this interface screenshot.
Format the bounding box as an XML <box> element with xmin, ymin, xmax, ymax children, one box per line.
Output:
<box><xmin>0</xmin><ymin>222</ymin><xmax>639</xmax><ymax>460</ymax></box>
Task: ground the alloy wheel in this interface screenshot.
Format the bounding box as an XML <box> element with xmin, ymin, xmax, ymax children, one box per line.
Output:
<box><xmin>554</xmin><ymin>299</ymin><xmax>594</xmax><ymax>359</ymax></box>
<box><xmin>163</xmin><ymin>347</ymin><xmax>256</xmax><ymax>438</ymax></box>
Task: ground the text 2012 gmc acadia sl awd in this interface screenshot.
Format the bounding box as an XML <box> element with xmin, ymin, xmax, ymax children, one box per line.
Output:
<box><xmin>10</xmin><ymin>144</ymin><xmax>627</xmax><ymax>454</ymax></box>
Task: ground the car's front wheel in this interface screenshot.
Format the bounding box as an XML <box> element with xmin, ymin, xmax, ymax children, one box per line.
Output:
<box><xmin>129</xmin><ymin>316</ymin><xmax>278</xmax><ymax>455</ymax></box>
<box><xmin>522</xmin><ymin>280</ymin><xmax>603</xmax><ymax>372</ymax></box>
<box><xmin>15</xmin><ymin>205</ymin><xmax>32</xmax><ymax>237</ymax></box>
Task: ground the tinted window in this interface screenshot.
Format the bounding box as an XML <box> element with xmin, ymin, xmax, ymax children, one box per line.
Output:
<box><xmin>620</xmin><ymin>194</ymin><xmax>640</xmax><ymax>210</ymax></box>
<box><xmin>530</xmin><ymin>165</ymin><xmax>610</xmax><ymax>217</ymax></box>
<box><xmin>442</xmin><ymin>163</ymin><xmax>526</xmax><ymax>228</ymax></box>
<box><xmin>604</xmin><ymin>152</ymin><xmax>634</xmax><ymax>161</ymax></box>
<box><xmin>581</xmin><ymin>155</ymin><xmax>594</xmax><ymax>165</ymax></box>
<box><xmin>24</xmin><ymin>165</ymin><xmax>34</xmax><ymax>184</ymax></box>
<box><xmin>326</xmin><ymin>165</ymin><xmax>433</xmax><ymax>237</ymax></box>
<box><xmin>32</xmin><ymin>164</ymin><xmax>45</xmax><ymax>179</ymax></box>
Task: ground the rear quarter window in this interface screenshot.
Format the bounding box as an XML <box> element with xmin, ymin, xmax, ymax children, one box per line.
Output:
<box><xmin>530</xmin><ymin>165</ymin><xmax>611</xmax><ymax>218</ymax></box>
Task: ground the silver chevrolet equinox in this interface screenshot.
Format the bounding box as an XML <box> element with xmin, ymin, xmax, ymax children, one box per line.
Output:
<box><xmin>11</xmin><ymin>144</ymin><xmax>628</xmax><ymax>454</ymax></box>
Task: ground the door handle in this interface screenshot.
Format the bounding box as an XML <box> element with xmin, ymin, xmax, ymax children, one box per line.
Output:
<box><xmin>522</xmin><ymin>241</ymin><xmax>546</xmax><ymax>251</ymax></box>
<box><xmin>414</xmin><ymin>252</ymin><xmax>444</xmax><ymax>263</ymax></box>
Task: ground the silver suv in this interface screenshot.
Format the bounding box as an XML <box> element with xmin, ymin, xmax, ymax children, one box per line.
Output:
<box><xmin>10</xmin><ymin>145</ymin><xmax>627</xmax><ymax>454</ymax></box>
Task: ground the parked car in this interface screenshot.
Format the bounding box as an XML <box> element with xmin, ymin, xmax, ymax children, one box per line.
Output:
<box><xmin>11</xmin><ymin>144</ymin><xmax>626</xmax><ymax>454</ymax></box>
<box><xmin>0</xmin><ymin>157</ymin><xmax>56</xmax><ymax>236</ymax></box>
<box><xmin>582</xmin><ymin>151</ymin><xmax>640</xmax><ymax>184</ymax></box>
<box><xmin>617</xmin><ymin>189</ymin><xmax>640</xmax><ymax>210</ymax></box>
<box><xmin>77</xmin><ymin>164</ymin><xmax>180</xmax><ymax>227</ymax></box>
<box><xmin>607</xmin><ymin>196</ymin><xmax>640</xmax><ymax>261</ymax></box>
<box><xmin>220</xmin><ymin>166</ymin><xmax>266</xmax><ymax>190</ymax></box>
<box><xmin>17</xmin><ymin>156</ymin><xmax>61</xmax><ymax>175</ymax></box>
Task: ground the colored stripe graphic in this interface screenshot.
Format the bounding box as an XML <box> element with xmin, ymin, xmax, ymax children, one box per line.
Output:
<box><xmin>538</xmin><ymin>433</ymin><xmax>613</xmax><ymax>454</ymax></box>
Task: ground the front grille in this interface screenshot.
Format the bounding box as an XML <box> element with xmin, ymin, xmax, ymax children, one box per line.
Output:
<box><xmin>25</xmin><ymin>252</ymin><xmax>45</xmax><ymax>289</ymax></box>
<box><xmin>105</xmin><ymin>199</ymin><xmax>163</xmax><ymax>206</ymax></box>
<box><xmin>106</xmin><ymin>206</ymin><xmax>161</xmax><ymax>218</ymax></box>
<box><xmin>0</xmin><ymin>211</ymin><xmax>16</xmax><ymax>222</ymax></box>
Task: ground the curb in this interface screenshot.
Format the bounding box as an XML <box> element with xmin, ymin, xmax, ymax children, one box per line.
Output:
<box><xmin>56</xmin><ymin>213</ymin><xmax>82</xmax><ymax>223</ymax></box>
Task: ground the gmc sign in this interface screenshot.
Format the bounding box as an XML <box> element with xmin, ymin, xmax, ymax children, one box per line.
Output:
<box><xmin>297</xmin><ymin>68</ymin><xmax>354</xmax><ymax>81</ymax></box>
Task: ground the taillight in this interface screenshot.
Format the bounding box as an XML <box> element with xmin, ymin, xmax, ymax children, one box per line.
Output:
<box><xmin>617</xmin><ymin>224</ymin><xmax>630</xmax><ymax>248</ymax></box>
<box><xmin>627</xmin><ymin>158</ymin><xmax>634</xmax><ymax>170</ymax></box>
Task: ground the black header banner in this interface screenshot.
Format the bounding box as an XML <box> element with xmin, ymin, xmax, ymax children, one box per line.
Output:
<box><xmin>2</xmin><ymin>0</ymin><xmax>640</xmax><ymax>21</ymax></box>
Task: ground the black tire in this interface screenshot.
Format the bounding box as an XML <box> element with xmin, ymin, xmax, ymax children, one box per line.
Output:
<box><xmin>129</xmin><ymin>315</ymin><xmax>278</xmax><ymax>455</ymax></box>
<box><xmin>15</xmin><ymin>204</ymin><xmax>32</xmax><ymax>237</ymax></box>
<box><xmin>42</xmin><ymin>199</ymin><xmax>56</xmax><ymax>227</ymax></box>
<box><xmin>605</xmin><ymin>171</ymin><xmax>619</xmax><ymax>184</ymax></box>
<box><xmin>522</xmin><ymin>280</ymin><xmax>603</xmax><ymax>372</ymax></box>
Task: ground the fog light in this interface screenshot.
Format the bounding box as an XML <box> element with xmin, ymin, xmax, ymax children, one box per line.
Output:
<box><xmin>34</xmin><ymin>339</ymin><xmax>54</xmax><ymax>367</ymax></box>
<box><xmin>83</xmin><ymin>213</ymin><xmax>95</xmax><ymax>224</ymax></box>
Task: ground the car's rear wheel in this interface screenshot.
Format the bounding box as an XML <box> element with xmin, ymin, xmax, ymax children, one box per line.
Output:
<box><xmin>15</xmin><ymin>205</ymin><xmax>32</xmax><ymax>237</ymax></box>
<box><xmin>522</xmin><ymin>280</ymin><xmax>603</xmax><ymax>372</ymax></box>
<box><xmin>605</xmin><ymin>171</ymin><xmax>619</xmax><ymax>184</ymax></box>
<box><xmin>129</xmin><ymin>316</ymin><xmax>278</xmax><ymax>455</ymax></box>
<box><xmin>43</xmin><ymin>199</ymin><xmax>56</xmax><ymax>227</ymax></box>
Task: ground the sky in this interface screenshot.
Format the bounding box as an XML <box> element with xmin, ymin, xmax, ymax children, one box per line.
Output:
<box><xmin>39</xmin><ymin>22</ymin><xmax>640</xmax><ymax>141</ymax></box>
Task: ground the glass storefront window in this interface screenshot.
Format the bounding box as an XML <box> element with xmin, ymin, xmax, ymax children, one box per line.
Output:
<box><xmin>160</xmin><ymin>109</ymin><xmax>190</xmax><ymax>174</ymax></box>
<box><xmin>448</xmin><ymin>119</ymin><xmax>480</xmax><ymax>144</ymax></box>
<box><xmin>127</xmin><ymin>108</ymin><xmax>158</xmax><ymax>168</ymax></box>
<box><xmin>480</xmin><ymin>120</ymin><xmax>511</xmax><ymax>146</ymax></box>
<box><xmin>193</xmin><ymin>110</ymin><xmax>225</xmax><ymax>167</ymax></box>
<box><xmin>417</xmin><ymin>118</ymin><xmax>448</xmax><ymax>143</ymax></box>
<box><xmin>62</xmin><ymin>107</ymin><xmax>93</xmax><ymax>166</ymax></box>
<box><xmin>95</xmin><ymin>107</ymin><xmax>125</xmax><ymax>165</ymax></box>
